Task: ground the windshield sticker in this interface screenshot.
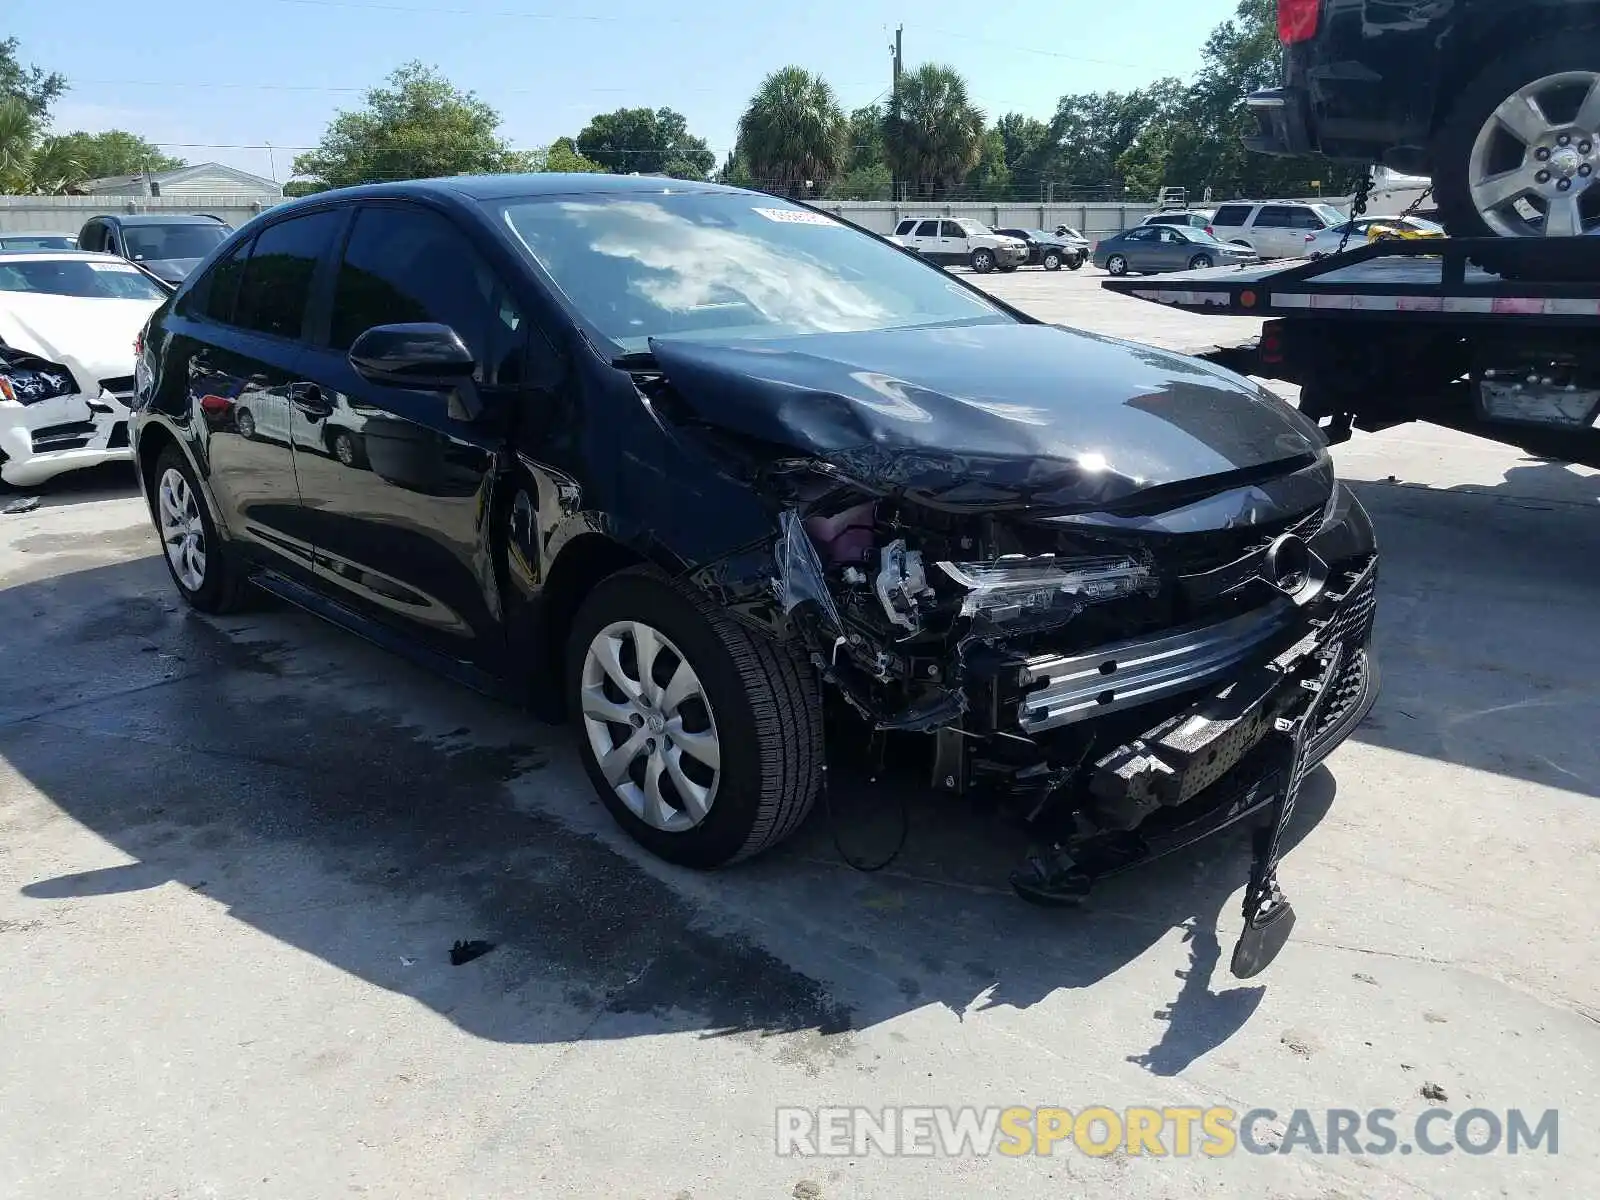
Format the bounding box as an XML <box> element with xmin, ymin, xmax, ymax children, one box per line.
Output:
<box><xmin>87</xmin><ymin>262</ymin><xmax>140</xmax><ymax>273</ymax></box>
<box><xmin>752</xmin><ymin>207</ymin><xmax>838</xmax><ymax>226</ymax></box>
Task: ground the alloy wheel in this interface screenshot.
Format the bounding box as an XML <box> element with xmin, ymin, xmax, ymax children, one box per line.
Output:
<box><xmin>334</xmin><ymin>433</ymin><xmax>356</xmax><ymax>466</ymax></box>
<box><xmin>1469</xmin><ymin>70</ymin><xmax>1600</xmax><ymax>237</ymax></box>
<box><xmin>1107</xmin><ymin>255</ymin><xmax>1128</xmax><ymax>275</ymax></box>
<box><xmin>157</xmin><ymin>467</ymin><xmax>206</xmax><ymax>592</ymax></box>
<box><xmin>580</xmin><ymin>620</ymin><xmax>721</xmax><ymax>833</ymax></box>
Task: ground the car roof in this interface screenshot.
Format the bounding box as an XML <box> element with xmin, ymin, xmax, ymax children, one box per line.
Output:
<box><xmin>0</xmin><ymin>231</ymin><xmax>76</xmax><ymax>238</ymax></box>
<box><xmin>289</xmin><ymin>173</ymin><xmax>756</xmax><ymax>207</ymax></box>
<box><xmin>90</xmin><ymin>212</ymin><xmax>229</xmax><ymax>226</ymax></box>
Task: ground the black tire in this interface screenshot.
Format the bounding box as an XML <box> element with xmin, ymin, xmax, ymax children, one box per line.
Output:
<box><xmin>1066</xmin><ymin>254</ymin><xmax>1085</xmax><ymax>270</ymax></box>
<box><xmin>151</xmin><ymin>443</ymin><xmax>248</xmax><ymax>614</ymax></box>
<box><xmin>1431</xmin><ymin>28</ymin><xmax>1600</xmax><ymax>280</ymax></box>
<box><xmin>566</xmin><ymin>567</ymin><xmax>823</xmax><ymax>869</ymax></box>
<box><xmin>235</xmin><ymin>407</ymin><xmax>256</xmax><ymax>440</ymax></box>
<box><xmin>1188</xmin><ymin>253</ymin><xmax>1214</xmax><ymax>270</ymax></box>
<box><xmin>329</xmin><ymin>428</ymin><xmax>367</xmax><ymax>469</ymax></box>
<box><xmin>970</xmin><ymin>247</ymin><xmax>996</xmax><ymax>274</ymax></box>
<box><xmin>1042</xmin><ymin>250</ymin><xmax>1063</xmax><ymax>271</ymax></box>
<box><xmin>1106</xmin><ymin>254</ymin><xmax>1128</xmax><ymax>276</ymax></box>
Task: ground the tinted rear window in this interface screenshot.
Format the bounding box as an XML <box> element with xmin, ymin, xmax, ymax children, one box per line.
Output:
<box><xmin>234</xmin><ymin>210</ymin><xmax>341</xmax><ymax>340</ymax></box>
<box><xmin>1211</xmin><ymin>205</ymin><xmax>1253</xmax><ymax>226</ymax></box>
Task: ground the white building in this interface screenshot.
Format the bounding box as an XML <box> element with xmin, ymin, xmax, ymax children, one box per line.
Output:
<box><xmin>77</xmin><ymin>163</ymin><xmax>283</xmax><ymax>203</ymax></box>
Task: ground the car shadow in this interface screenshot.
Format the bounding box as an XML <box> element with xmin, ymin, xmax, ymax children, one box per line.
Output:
<box><xmin>2</xmin><ymin>462</ymin><xmax>140</xmax><ymax>509</ymax></box>
<box><xmin>3</xmin><ymin>554</ymin><xmax>1335</xmax><ymax>1074</ymax></box>
<box><xmin>1342</xmin><ymin>459</ymin><xmax>1600</xmax><ymax>798</ymax></box>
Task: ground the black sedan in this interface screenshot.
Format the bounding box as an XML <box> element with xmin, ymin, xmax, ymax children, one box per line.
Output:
<box><xmin>993</xmin><ymin>227</ymin><xmax>1086</xmax><ymax>271</ymax></box>
<box><xmin>129</xmin><ymin>174</ymin><xmax>1376</xmax><ymax>961</ymax></box>
<box><xmin>1093</xmin><ymin>225</ymin><xmax>1260</xmax><ymax>275</ymax></box>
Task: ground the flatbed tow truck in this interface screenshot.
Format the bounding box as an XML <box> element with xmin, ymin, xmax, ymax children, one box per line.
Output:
<box><xmin>1103</xmin><ymin>237</ymin><xmax>1600</xmax><ymax>469</ymax></box>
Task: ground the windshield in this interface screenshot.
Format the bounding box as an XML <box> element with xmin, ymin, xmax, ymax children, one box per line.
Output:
<box><xmin>494</xmin><ymin>192</ymin><xmax>1013</xmax><ymax>352</ymax></box>
<box><xmin>1181</xmin><ymin>228</ymin><xmax>1225</xmax><ymax>245</ymax></box>
<box><xmin>0</xmin><ymin>235</ymin><xmax>76</xmax><ymax>251</ymax></box>
<box><xmin>121</xmin><ymin>223</ymin><xmax>228</xmax><ymax>262</ymax></box>
<box><xmin>1312</xmin><ymin>204</ymin><xmax>1346</xmax><ymax>227</ymax></box>
<box><xmin>956</xmin><ymin>219</ymin><xmax>992</xmax><ymax>237</ymax></box>
<box><xmin>0</xmin><ymin>258</ymin><xmax>168</xmax><ymax>301</ymax></box>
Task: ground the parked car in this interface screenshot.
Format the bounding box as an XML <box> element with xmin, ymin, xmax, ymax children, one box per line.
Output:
<box><xmin>1208</xmin><ymin>200</ymin><xmax>1348</xmax><ymax>259</ymax></box>
<box><xmin>1093</xmin><ymin>225</ymin><xmax>1261</xmax><ymax>274</ymax></box>
<box><xmin>1140</xmin><ymin>210</ymin><xmax>1216</xmax><ymax>235</ymax></box>
<box><xmin>1302</xmin><ymin>215</ymin><xmax>1446</xmax><ymax>257</ymax></box>
<box><xmin>993</xmin><ymin>227</ymin><xmax>1086</xmax><ymax>270</ymax></box>
<box><xmin>0</xmin><ymin>232</ymin><xmax>78</xmax><ymax>252</ymax></box>
<box><xmin>130</xmin><ymin>175</ymin><xmax>1377</xmax><ymax>900</ymax></box>
<box><xmin>1050</xmin><ymin>225</ymin><xmax>1092</xmax><ymax>253</ymax></box>
<box><xmin>77</xmin><ymin>213</ymin><xmax>232</xmax><ymax>285</ymax></box>
<box><xmin>1245</xmin><ymin>0</ymin><xmax>1598</xmax><ymax>243</ymax></box>
<box><xmin>0</xmin><ymin>250</ymin><xmax>169</xmax><ymax>487</ymax></box>
<box><xmin>890</xmin><ymin>216</ymin><xmax>1028</xmax><ymax>273</ymax></box>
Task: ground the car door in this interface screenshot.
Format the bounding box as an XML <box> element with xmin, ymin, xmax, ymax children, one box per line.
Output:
<box><xmin>1250</xmin><ymin>205</ymin><xmax>1300</xmax><ymax>258</ymax></box>
<box><xmin>939</xmin><ymin>220</ymin><xmax>968</xmax><ymax>263</ymax></box>
<box><xmin>287</xmin><ymin>200</ymin><xmax>525</xmax><ymax>666</ymax></box>
<box><xmin>170</xmin><ymin>208</ymin><xmax>345</xmax><ymax>573</ymax></box>
<box><xmin>1154</xmin><ymin>227</ymin><xmax>1191</xmax><ymax>270</ymax></box>
<box><xmin>1118</xmin><ymin>226</ymin><xmax>1160</xmax><ymax>270</ymax></box>
<box><xmin>910</xmin><ymin>219</ymin><xmax>941</xmax><ymax>260</ymax></box>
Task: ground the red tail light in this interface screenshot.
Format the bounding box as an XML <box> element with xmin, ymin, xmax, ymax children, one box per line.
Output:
<box><xmin>1279</xmin><ymin>0</ymin><xmax>1320</xmax><ymax>44</ymax></box>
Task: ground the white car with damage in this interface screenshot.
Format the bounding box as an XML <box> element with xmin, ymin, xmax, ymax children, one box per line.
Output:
<box><xmin>0</xmin><ymin>250</ymin><xmax>169</xmax><ymax>488</ymax></box>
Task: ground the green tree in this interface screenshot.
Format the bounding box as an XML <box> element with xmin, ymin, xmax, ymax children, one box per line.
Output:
<box><xmin>963</xmin><ymin>127</ymin><xmax>1011</xmax><ymax>198</ymax></box>
<box><xmin>735</xmin><ymin>67</ymin><xmax>848</xmax><ymax>197</ymax></box>
<box><xmin>574</xmin><ymin>107</ymin><xmax>714</xmax><ymax>179</ymax></box>
<box><xmin>828</xmin><ymin>162</ymin><xmax>891</xmax><ymax>200</ymax></box>
<box><xmin>539</xmin><ymin>136</ymin><xmax>604</xmax><ymax>173</ymax></box>
<box><xmin>884</xmin><ymin>64</ymin><xmax>986</xmax><ymax>199</ymax></box>
<box><xmin>283</xmin><ymin>179</ymin><xmax>331</xmax><ymax>198</ymax></box>
<box><xmin>0</xmin><ymin>37</ymin><xmax>66</xmax><ymax>119</ymax></box>
<box><xmin>0</xmin><ymin>98</ymin><xmax>82</xmax><ymax>194</ymax></box>
<box><xmin>1036</xmin><ymin>83</ymin><xmax>1180</xmax><ymax>196</ymax></box>
<box><xmin>292</xmin><ymin>62</ymin><xmax>524</xmax><ymax>188</ymax></box>
<box><xmin>47</xmin><ymin>130</ymin><xmax>184</xmax><ymax>180</ymax></box>
<box><xmin>845</xmin><ymin>103</ymin><xmax>886</xmax><ymax>172</ymax></box>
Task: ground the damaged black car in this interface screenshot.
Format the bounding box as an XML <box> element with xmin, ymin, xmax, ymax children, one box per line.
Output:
<box><xmin>131</xmin><ymin>175</ymin><xmax>1378</xmax><ymax>974</ymax></box>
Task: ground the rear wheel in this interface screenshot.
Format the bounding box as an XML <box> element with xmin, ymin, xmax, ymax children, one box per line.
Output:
<box><xmin>1042</xmin><ymin>250</ymin><xmax>1063</xmax><ymax>271</ymax></box>
<box><xmin>235</xmin><ymin>408</ymin><xmax>256</xmax><ymax>440</ymax></box>
<box><xmin>566</xmin><ymin>567</ymin><xmax>822</xmax><ymax>868</ymax></box>
<box><xmin>1106</xmin><ymin>254</ymin><xmax>1129</xmax><ymax>276</ymax></box>
<box><xmin>152</xmin><ymin>444</ymin><xmax>247</xmax><ymax>614</ymax></box>
<box><xmin>1432</xmin><ymin>31</ymin><xmax>1600</xmax><ymax>277</ymax></box>
<box><xmin>970</xmin><ymin>247</ymin><xmax>996</xmax><ymax>274</ymax></box>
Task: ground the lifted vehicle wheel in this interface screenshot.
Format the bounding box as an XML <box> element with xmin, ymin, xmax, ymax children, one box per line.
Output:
<box><xmin>970</xmin><ymin>247</ymin><xmax>996</xmax><ymax>274</ymax></box>
<box><xmin>566</xmin><ymin>567</ymin><xmax>822</xmax><ymax>868</ymax></box>
<box><xmin>152</xmin><ymin>444</ymin><xmax>248</xmax><ymax>614</ymax></box>
<box><xmin>1042</xmin><ymin>250</ymin><xmax>1063</xmax><ymax>271</ymax></box>
<box><xmin>1433</xmin><ymin>31</ymin><xmax>1600</xmax><ymax>278</ymax></box>
<box><xmin>1106</xmin><ymin>254</ymin><xmax>1129</xmax><ymax>276</ymax></box>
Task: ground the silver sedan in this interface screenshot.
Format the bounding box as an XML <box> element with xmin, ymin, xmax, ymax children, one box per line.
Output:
<box><xmin>1093</xmin><ymin>226</ymin><xmax>1260</xmax><ymax>275</ymax></box>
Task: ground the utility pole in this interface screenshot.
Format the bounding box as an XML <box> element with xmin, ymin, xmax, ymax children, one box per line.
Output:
<box><xmin>890</xmin><ymin>25</ymin><xmax>903</xmax><ymax>201</ymax></box>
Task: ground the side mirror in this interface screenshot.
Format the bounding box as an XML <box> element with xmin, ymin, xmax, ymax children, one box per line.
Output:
<box><xmin>348</xmin><ymin>323</ymin><xmax>482</xmax><ymax>420</ymax></box>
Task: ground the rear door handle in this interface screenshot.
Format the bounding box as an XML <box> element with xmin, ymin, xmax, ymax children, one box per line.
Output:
<box><xmin>289</xmin><ymin>381</ymin><xmax>333</xmax><ymax>419</ymax></box>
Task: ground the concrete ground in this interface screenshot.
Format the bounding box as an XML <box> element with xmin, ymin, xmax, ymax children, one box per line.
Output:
<box><xmin>2</xmin><ymin>269</ymin><xmax>1597</xmax><ymax>1199</ymax></box>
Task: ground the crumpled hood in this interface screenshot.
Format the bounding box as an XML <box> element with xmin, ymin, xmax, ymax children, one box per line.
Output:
<box><xmin>649</xmin><ymin>322</ymin><xmax>1329</xmax><ymax>512</ymax></box>
<box><xmin>0</xmin><ymin>292</ymin><xmax>163</xmax><ymax>391</ymax></box>
<box><xmin>139</xmin><ymin>257</ymin><xmax>200</xmax><ymax>283</ymax></box>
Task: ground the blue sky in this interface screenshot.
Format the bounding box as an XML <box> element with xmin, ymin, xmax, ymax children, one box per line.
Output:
<box><xmin>16</xmin><ymin>0</ymin><xmax>1237</xmax><ymax>182</ymax></box>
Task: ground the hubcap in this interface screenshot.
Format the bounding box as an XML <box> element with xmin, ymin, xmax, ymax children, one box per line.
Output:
<box><xmin>1469</xmin><ymin>70</ymin><xmax>1600</xmax><ymax>237</ymax></box>
<box><xmin>157</xmin><ymin>467</ymin><xmax>206</xmax><ymax>591</ymax></box>
<box><xmin>580</xmin><ymin>620</ymin><xmax>721</xmax><ymax>833</ymax></box>
<box><xmin>335</xmin><ymin>436</ymin><xmax>354</xmax><ymax>466</ymax></box>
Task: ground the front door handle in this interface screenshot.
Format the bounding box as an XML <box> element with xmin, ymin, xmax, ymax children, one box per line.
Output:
<box><xmin>289</xmin><ymin>381</ymin><xmax>333</xmax><ymax>419</ymax></box>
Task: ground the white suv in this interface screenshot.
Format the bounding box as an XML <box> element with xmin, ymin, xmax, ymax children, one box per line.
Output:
<box><xmin>890</xmin><ymin>217</ymin><xmax>1029</xmax><ymax>274</ymax></box>
<box><xmin>1208</xmin><ymin>200</ymin><xmax>1349</xmax><ymax>260</ymax></box>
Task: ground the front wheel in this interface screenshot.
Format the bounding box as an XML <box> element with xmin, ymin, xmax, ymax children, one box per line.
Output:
<box><xmin>567</xmin><ymin>567</ymin><xmax>823</xmax><ymax>868</ymax></box>
<box><xmin>970</xmin><ymin>247</ymin><xmax>996</xmax><ymax>274</ymax></box>
<box><xmin>1042</xmin><ymin>250</ymin><xmax>1063</xmax><ymax>271</ymax></box>
<box><xmin>152</xmin><ymin>444</ymin><xmax>248</xmax><ymax>614</ymax></box>
<box><xmin>1105</xmin><ymin>254</ymin><xmax>1128</xmax><ymax>276</ymax></box>
<box><xmin>329</xmin><ymin>428</ymin><xmax>367</xmax><ymax>469</ymax></box>
<box><xmin>1188</xmin><ymin>253</ymin><xmax>1215</xmax><ymax>270</ymax></box>
<box><xmin>1066</xmin><ymin>254</ymin><xmax>1084</xmax><ymax>270</ymax></box>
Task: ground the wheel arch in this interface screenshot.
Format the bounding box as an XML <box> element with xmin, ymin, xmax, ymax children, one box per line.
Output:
<box><xmin>525</xmin><ymin>529</ymin><xmax>648</xmax><ymax>718</ymax></box>
<box><xmin>135</xmin><ymin>420</ymin><xmax>183</xmax><ymax>515</ymax></box>
<box><xmin>1435</xmin><ymin>3</ymin><xmax>1600</xmax><ymax>132</ymax></box>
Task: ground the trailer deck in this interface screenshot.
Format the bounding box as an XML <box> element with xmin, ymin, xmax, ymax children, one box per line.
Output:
<box><xmin>1103</xmin><ymin>238</ymin><xmax>1600</xmax><ymax>468</ymax></box>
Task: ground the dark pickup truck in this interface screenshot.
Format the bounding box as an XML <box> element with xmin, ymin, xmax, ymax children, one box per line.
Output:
<box><xmin>1245</xmin><ymin>0</ymin><xmax>1598</xmax><ymax>244</ymax></box>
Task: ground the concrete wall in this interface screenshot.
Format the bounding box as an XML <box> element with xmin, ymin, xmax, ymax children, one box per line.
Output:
<box><xmin>0</xmin><ymin>194</ymin><xmax>281</xmax><ymax>235</ymax></box>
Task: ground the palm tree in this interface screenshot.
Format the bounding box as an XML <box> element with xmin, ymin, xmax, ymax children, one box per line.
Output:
<box><xmin>884</xmin><ymin>64</ymin><xmax>986</xmax><ymax>199</ymax></box>
<box><xmin>0</xmin><ymin>97</ymin><xmax>37</xmax><ymax>193</ymax></box>
<box><xmin>25</xmin><ymin>135</ymin><xmax>84</xmax><ymax>194</ymax></box>
<box><xmin>735</xmin><ymin>67</ymin><xmax>848</xmax><ymax>197</ymax></box>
